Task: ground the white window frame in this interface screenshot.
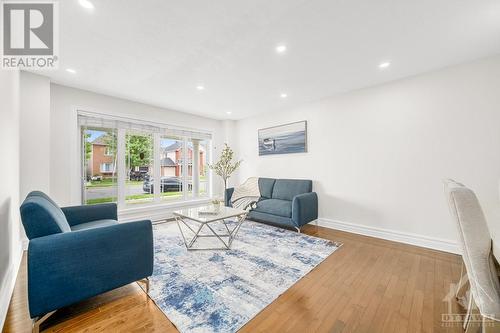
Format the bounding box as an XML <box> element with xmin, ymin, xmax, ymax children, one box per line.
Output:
<box><xmin>79</xmin><ymin>111</ymin><xmax>213</xmax><ymax>212</ymax></box>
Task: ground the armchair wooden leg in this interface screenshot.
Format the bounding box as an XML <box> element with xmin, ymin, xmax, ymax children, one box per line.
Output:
<box><xmin>145</xmin><ymin>277</ymin><xmax>150</xmax><ymax>294</ymax></box>
<box><xmin>32</xmin><ymin>310</ymin><xmax>56</xmax><ymax>333</ymax></box>
<box><xmin>138</xmin><ymin>277</ymin><xmax>150</xmax><ymax>294</ymax></box>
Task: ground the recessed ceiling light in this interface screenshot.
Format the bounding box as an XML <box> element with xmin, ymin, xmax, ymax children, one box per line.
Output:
<box><xmin>378</xmin><ymin>62</ymin><xmax>391</xmax><ymax>69</ymax></box>
<box><xmin>196</xmin><ymin>85</ymin><xmax>204</xmax><ymax>90</ymax></box>
<box><xmin>226</xmin><ymin>111</ymin><xmax>232</xmax><ymax>115</ymax></box>
<box><xmin>66</xmin><ymin>68</ymin><xmax>76</xmax><ymax>74</ymax></box>
<box><xmin>276</xmin><ymin>44</ymin><xmax>287</xmax><ymax>54</ymax></box>
<box><xmin>79</xmin><ymin>0</ymin><xmax>94</xmax><ymax>9</ymax></box>
<box><xmin>280</xmin><ymin>93</ymin><xmax>288</xmax><ymax>98</ymax></box>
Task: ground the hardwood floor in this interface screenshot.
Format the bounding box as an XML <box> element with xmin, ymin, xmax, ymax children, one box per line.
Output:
<box><xmin>3</xmin><ymin>225</ymin><xmax>464</xmax><ymax>333</ymax></box>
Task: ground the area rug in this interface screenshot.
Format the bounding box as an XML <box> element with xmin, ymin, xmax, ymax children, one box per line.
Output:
<box><xmin>148</xmin><ymin>220</ymin><xmax>341</xmax><ymax>333</ymax></box>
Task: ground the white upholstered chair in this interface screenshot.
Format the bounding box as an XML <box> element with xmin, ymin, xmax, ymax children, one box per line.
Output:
<box><xmin>444</xmin><ymin>179</ymin><xmax>500</xmax><ymax>332</ymax></box>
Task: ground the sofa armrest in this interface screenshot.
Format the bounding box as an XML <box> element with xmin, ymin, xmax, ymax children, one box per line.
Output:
<box><xmin>27</xmin><ymin>220</ymin><xmax>153</xmax><ymax>318</ymax></box>
<box><xmin>292</xmin><ymin>192</ymin><xmax>318</xmax><ymax>227</ymax></box>
<box><xmin>61</xmin><ymin>203</ymin><xmax>118</xmax><ymax>226</ymax></box>
<box><xmin>225</xmin><ymin>187</ymin><xmax>235</xmax><ymax>207</ymax></box>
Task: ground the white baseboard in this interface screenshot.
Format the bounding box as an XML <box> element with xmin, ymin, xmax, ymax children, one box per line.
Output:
<box><xmin>317</xmin><ymin>218</ymin><xmax>460</xmax><ymax>254</ymax></box>
<box><xmin>0</xmin><ymin>247</ymin><xmax>23</xmax><ymax>331</ymax></box>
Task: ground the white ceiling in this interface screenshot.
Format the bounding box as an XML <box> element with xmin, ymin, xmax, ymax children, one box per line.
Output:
<box><xmin>40</xmin><ymin>0</ymin><xmax>500</xmax><ymax>119</ymax></box>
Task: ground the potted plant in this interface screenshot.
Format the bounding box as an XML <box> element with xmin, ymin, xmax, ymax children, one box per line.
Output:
<box><xmin>209</xmin><ymin>144</ymin><xmax>242</xmax><ymax>204</ymax></box>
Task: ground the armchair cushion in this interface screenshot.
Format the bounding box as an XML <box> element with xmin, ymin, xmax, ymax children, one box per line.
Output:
<box><xmin>62</xmin><ymin>203</ymin><xmax>118</xmax><ymax>227</ymax></box>
<box><xmin>71</xmin><ymin>219</ymin><xmax>118</xmax><ymax>231</ymax></box>
<box><xmin>20</xmin><ymin>194</ymin><xmax>71</xmax><ymax>239</ymax></box>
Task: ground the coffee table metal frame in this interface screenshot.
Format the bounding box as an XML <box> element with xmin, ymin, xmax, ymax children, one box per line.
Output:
<box><xmin>174</xmin><ymin>210</ymin><xmax>248</xmax><ymax>250</ymax></box>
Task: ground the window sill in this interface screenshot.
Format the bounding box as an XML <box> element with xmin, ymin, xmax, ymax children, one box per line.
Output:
<box><xmin>118</xmin><ymin>197</ymin><xmax>212</xmax><ymax>222</ymax></box>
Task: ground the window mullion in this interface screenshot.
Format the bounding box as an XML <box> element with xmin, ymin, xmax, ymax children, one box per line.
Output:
<box><xmin>80</xmin><ymin>127</ymin><xmax>86</xmax><ymax>205</ymax></box>
<box><xmin>208</xmin><ymin>140</ymin><xmax>212</xmax><ymax>198</ymax></box>
<box><xmin>117</xmin><ymin>128</ymin><xmax>126</xmax><ymax>209</ymax></box>
<box><xmin>153</xmin><ymin>133</ymin><xmax>161</xmax><ymax>202</ymax></box>
<box><xmin>182</xmin><ymin>137</ymin><xmax>188</xmax><ymax>200</ymax></box>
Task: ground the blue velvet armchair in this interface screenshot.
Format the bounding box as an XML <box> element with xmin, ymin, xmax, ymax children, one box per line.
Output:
<box><xmin>20</xmin><ymin>191</ymin><xmax>153</xmax><ymax>332</ymax></box>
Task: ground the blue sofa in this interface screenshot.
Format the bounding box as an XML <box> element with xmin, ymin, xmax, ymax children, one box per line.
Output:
<box><xmin>20</xmin><ymin>191</ymin><xmax>153</xmax><ymax>326</ymax></box>
<box><xmin>225</xmin><ymin>178</ymin><xmax>318</xmax><ymax>230</ymax></box>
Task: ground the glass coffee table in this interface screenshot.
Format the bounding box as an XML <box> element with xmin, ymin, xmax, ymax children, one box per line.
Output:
<box><xmin>174</xmin><ymin>206</ymin><xmax>248</xmax><ymax>250</ymax></box>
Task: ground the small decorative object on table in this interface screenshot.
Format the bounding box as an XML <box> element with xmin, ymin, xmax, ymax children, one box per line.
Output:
<box><xmin>212</xmin><ymin>198</ymin><xmax>222</xmax><ymax>210</ymax></box>
<box><xmin>198</xmin><ymin>198</ymin><xmax>223</xmax><ymax>215</ymax></box>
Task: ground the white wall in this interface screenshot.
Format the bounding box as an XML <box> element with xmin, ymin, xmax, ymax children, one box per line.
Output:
<box><xmin>0</xmin><ymin>70</ymin><xmax>22</xmax><ymax>329</ymax></box>
<box><xmin>221</xmin><ymin>120</ymin><xmax>240</xmax><ymax>188</ymax></box>
<box><xmin>19</xmin><ymin>72</ymin><xmax>51</xmax><ymax>200</ymax></box>
<box><xmin>234</xmin><ymin>55</ymin><xmax>500</xmax><ymax>251</ymax></box>
<box><xmin>50</xmin><ymin>84</ymin><xmax>227</xmax><ymax>207</ymax></box>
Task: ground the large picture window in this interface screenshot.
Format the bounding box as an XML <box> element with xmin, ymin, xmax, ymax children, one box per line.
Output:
<box><xmin>79</xmin><ymin>113</ymin><xmax>211</xmax><ymax>208</ymax></box>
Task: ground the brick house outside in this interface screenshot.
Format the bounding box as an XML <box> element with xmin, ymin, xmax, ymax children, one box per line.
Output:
<box><xmin>160</xmin><ymin>141</ymin><xmax>205</xmax><ymax>177</ymax></box>
<box><xmin>88</xmin><ymin>135</ymin><xmax>116</xmax><ymax>178</ymax></box>
<box><xmin>88</xmin><ymin>135</ymin><xmax>205</xmax><ymax>178</ymax></box>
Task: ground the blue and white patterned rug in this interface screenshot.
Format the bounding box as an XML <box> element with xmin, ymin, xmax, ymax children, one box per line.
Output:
<box><xmin>148</xmin><ymin>220</ymin><xmax>341</xmax><ymax>333</ymax></box>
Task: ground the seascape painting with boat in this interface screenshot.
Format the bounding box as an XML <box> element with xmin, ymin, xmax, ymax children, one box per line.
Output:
<box><xmin>258</xmin><ymin>121</ymin><xmax>307</xmax><ymax>155</ymax></box>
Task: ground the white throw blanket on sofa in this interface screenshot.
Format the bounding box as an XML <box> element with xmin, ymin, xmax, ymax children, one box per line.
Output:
<box><xmin>231</xmin><ymin>177</ymin><xmax>261</xmax><ymax>210</ymax></box>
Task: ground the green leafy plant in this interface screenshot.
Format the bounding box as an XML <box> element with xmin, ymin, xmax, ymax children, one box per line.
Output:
<box><xmin>208</xmin><ymin>144</ymin><xmax>242</xmax><ymax>195</ymax></box>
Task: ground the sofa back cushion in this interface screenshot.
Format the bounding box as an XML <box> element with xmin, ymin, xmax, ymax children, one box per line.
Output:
<box><xmin>20</xmin><ymin>191</ymin><xmax>71</xmax><ymax>239</ymax></box>
<box><xmin>272</xmin><ymin>179</ymin><xmax>312</xmax><ymax>201</ymax></box>
<box><xmin>259</xmin><ymin>178</ymin><xmax>276</xmax><ymax>199</ymax></box>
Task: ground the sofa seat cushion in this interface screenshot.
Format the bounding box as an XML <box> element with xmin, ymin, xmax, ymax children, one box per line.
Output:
<box><xmin>71</xmin><ymin>219</ymin><xmax>118</xmax><ymax>232</ymax></box>
<box><xmin>253</xmin><ymin>199</ymin><xmax>292</xmax><ymax>217</ymax></box>
<box><xmin>248</xmin><ymin>211</ymin><xmax>294</xmax><ymax>228</ymax></box>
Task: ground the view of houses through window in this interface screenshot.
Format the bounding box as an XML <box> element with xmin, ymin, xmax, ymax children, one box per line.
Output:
<box><xmin>81</xmin><ymin>120</ymin><xmax>210</xmax><ymax>207</ymax></box>
<box><xmin>125</xmin><ymin>131</ymin><xmax>154</xmax><ymax>205</ymax></box>
<box><xmin>159</xmin><ymin>136</ymin><xmax>184</xmax><ymax>202</ymax></box>
<box><xmin>83</xmin><ymin>127</ymin><xmax>118</xmax><ymax>205</ymax></box>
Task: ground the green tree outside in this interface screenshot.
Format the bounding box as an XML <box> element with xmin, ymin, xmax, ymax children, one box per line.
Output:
<box><xmin>126</xmin><ymin>134</ymin><xmax>153</xmax><ymax>171</ymax></box>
